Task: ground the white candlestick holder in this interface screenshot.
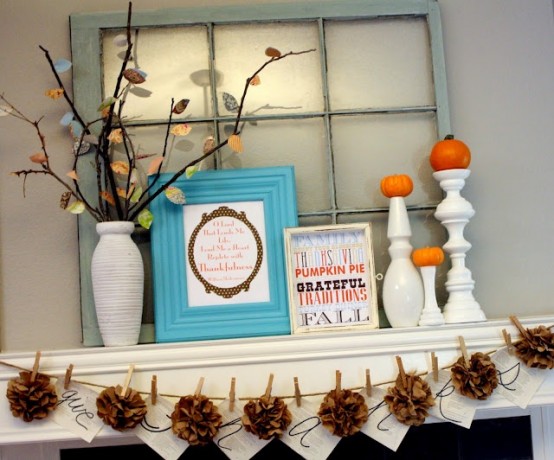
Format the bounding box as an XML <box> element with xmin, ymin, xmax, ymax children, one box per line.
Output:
<box><xmin>433</xmin><ymin>169</ymin><xmax>486</xmax><ymax>324</ymax></box>
<box><xmin>383</xmin><ymin>196</ymin><xmax>424</xmax><ymax>327</ymax></box>
<box><xmin>418</xmin><ymin>265</ymin><xmax>445</xmax><ymax>326</ymax></box>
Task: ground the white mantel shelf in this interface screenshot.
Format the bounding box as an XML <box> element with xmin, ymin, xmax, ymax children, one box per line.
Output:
<box><xmin>1</xmin><ymin>315</ymin><xmax>554</xmax><ymax>446</ymax></box>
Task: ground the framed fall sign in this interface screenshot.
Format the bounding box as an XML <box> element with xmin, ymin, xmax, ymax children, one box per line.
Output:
<box><xmin>284</xmin><ymin>223</ymin><xmax>379</xmax><ymax>334</ymax></box>
<box><xmin>150</xmin><ymin>166</ymin><xmax>297</xmax><ymax>342</ymax></box>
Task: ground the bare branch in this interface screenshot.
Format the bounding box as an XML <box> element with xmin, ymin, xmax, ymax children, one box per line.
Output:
<box><xmin>38</xmin><ymin>46</ymin><xmax>89</xmax><ymax>134</ymax></box>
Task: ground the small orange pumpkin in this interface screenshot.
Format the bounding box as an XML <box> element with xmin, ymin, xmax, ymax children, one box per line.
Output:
<box><xmin>380</xmin><ymin>174</ymin><xmax>413</xmax><ymax>198</ymax></box>
<box><xmin>412</xmin><ymin>247</ymin><xmax>445</xmax><ymax>267</ymax></box>
<box><xmin>430</xmin><ymin>135</ymin><xmax>471</xmax><ymax>171</ymax></box>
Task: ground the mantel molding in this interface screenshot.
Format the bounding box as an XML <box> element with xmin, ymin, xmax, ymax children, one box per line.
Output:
<box><xmin>3</xmin><ymin>316</ymin><xmax>552</xmax><ymax>374</ymax></box>
<box><xmin>1</xmin><ymin>315</ymin><xmax>553</xmax><ymax>445</ymax></box>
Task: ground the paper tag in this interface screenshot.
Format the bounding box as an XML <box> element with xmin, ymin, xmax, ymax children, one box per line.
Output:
<box><xmin>360</xmin><ymin>387</ymin><xmax>410</xmax><ymax>452</ymax></box>
<box><xmin>492</xmin><ymin>347</ymin><xmax>547</xmax><ymax>408</ymax></box>
<box><xmin>52</xmin><ymin>380</ymin><xmax>104</xmax><ymax>443</ymax></box>
<box><xmin>133</xmin><ymin>396</ymin><xmax>188</xmax><ymax>460</ymax></box>
<box><xmin>214</xmin><ymin>399</ymin><xmax>270</xmax><ymax>460</ymax></box>
<box><xmin>280</xmin><ymin>398</ymin><xmax>340</xmax><ymax>460</ymax></box>
<box><xmin>425</xmin><ymin>369</ymin><xmax>478</xmax><ymax>429</ymax></box>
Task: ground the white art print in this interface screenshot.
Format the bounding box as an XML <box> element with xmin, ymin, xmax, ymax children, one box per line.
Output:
<box><xmin>285</xmin><ymin>224</ymin><xmax>378</xmax><ymax>333</ymax></box>
<box><xmin>184</xmin><ymin>201</ymin><xmax>270</xmax><ymax>307</ymax></box>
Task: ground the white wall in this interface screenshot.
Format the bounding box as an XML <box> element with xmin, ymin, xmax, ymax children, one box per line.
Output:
<box><xmin>0</xmin><ymin>0</ymin><xmax>553</xmax><ymax>351</ymax></box>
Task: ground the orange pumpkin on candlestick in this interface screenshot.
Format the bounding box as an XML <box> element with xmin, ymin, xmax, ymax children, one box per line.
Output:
<box><xmin>380</xmin><ymin>174</ymin><xmax>414</xmax><ymax>198</ymax></box>
<box><xmin>429</xmin><ymin>135</ymin><xmax>471</xmax><ymax>171</ymax></box>
<box><xmin>412</xmin><ymin>247</ymin><xmax>445</xmax><ymax>267</ymax></box>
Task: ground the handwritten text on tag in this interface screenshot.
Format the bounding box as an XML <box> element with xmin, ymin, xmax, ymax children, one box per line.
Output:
<box><xmin>280</xmin><ymin>398</ymin><xmax>339</xmax><ymax>460</ymax></box>
<box><xmin>52</xmin><ymin>380</ymin><xmax>104</xmax><ymax>443</ymax></box>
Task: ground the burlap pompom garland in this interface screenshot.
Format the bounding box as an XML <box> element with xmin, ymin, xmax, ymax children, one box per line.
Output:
<box><xmin>384</xmin><ymin>373</ymin><xmax>434</xmax><ymax>427</ymax></box>
<box><xmin>96</xmin><ymin>385</ymin><xmax>147</xmax><ymax>431</ymax></box>
<box><xmin>6</xmin><ymin>371</ymin><xmax>58</xmax><ymax>422</ymax></box>
<box><xmin>242</xmin><ymin>395</ymin><xmax>292</xmax><ymax>440</ymax></box>
<box><xmin>171</xmin><ymin>394</ymin><xmax>222</xmax><ymax>446</ymax></box>
<box><xmin>514</xmin><ymin>325</ymin><xmax>554</xmax><ymax>369</ymax></box>
<box><xmin>318</xmin><ymin>388</ymin><xmax>369</xmax><ymax>437</ymax></box>
<box><xmin>451</xmin><ymin>352</ymin><xmax>498</xmax><ymax>400</ymax></box>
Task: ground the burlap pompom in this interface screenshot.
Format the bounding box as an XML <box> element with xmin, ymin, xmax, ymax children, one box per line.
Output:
<box><xmin>384</xmin><ymin>373</ymin><xmax>434</xmax><ymax>426</ymax></box>
<box><xmin>6</xmin><ymin>371</ymin><xmax>58</xmax><ymax>422</ymax></box>
<box><xmin>451</xmin><ymin>352</ymin><xmax>498</xmax><ymax>400</ymax></box>
<box><xmin>318</xmin><ymin>389</ymin><xmax>369</xmax><ymax>437</ymax></box>
<box><xmin>96</xmin><ymin>385</ymin><xmax>147</xmax><ymax>431</ymax></box>
<box><xmin>514</xmin><ymin>325</ymin><xmax>554</xmax><ymax>369</ymax></box>
<box><xmin>171</xmin><ymin>394</ymin><xmax>222</xmax><ymax>446</ymax></box>
<box><xmin>242</xmin><ymin>395</ymin><xmax>292</xmax><ymax>440</ymax></box>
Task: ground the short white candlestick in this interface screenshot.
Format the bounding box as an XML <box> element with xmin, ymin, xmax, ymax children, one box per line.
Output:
<box><xmin>433</xmin><ymin>169</ymin><xmax>486</xmax><ymax>323</ymax></box>
<box><xmin>418</xmin><ymin>265</ymin><xmax>445</xmax><ymax>326</ymax></box>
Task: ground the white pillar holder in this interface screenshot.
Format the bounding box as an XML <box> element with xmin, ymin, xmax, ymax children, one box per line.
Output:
<box><xmin>433</xmin><ymin>169</ymin><xmax>486</xmax><ymax>324</ymax></box>
<box><xmin>418</xmin><ymin>265</ymin><xmax>445</xmax><ymax>326</ymax></box>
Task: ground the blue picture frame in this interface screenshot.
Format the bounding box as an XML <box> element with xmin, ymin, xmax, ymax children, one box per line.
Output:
<box><xmin>150</xmin><ymin>166</ymin><xmax>298</xmax><ymax>342</ymax></box>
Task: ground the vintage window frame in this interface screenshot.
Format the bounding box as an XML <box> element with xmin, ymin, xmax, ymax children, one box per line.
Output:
<box><xmin>70</xmin><ymin>0</ymin><xmax>450</xmax><ymax>345</ymax></box>
<box><xmin>149</xmin><ymin>166</ymin><xmax>297</xmax><ymax>342</ymax></box>
<box><xmin>284</xmin><ymin>223</ymin><xmax>379</xmax><ymax>334</ymax></box>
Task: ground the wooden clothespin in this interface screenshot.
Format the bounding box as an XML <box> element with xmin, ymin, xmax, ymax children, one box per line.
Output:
<box><xmin>265</xmin><ymin>373</ymin><xmax>274</xmax><ymax>399</ymax></box>
<box><xmin>431</xmin><ymin>352</ymin><xmax>439</xmax><ymax>382</ymax></box>
<box><xmin>396</xmin><ymin>356</ymin><xmax>407</xmax><ymax>389</ymax></box>
<box><xmin>502</xmin><ymin>329</ymin><xmax>514</xmax><ymax>355</ymax></box>
<box><xmin>335</xmin><ymin>370</ymin><xmax>342</xmax><ymax>392</ymax></box>
<box><xmin>195</xmin><ymin>377</ymin><xmax>205</xmax><ymax>397</ymax></box>
<box><xmin>294</xmin><ymin>377</ymin><xmax>302</xmax><ymax>407</ymax></box>
<box><xmin>229</xmin><ymin>377</ymin><xmax>236</xmax><ymax>412</ymax></box>
<box><xmin>365</xmin><ymin>369</ymin><xmax>372</xmax><ymax>397</ymax></box>
<box><xmin>120</xmin><ymin>364</ymin><xmax>135</xmax><ymax>397</ymax></box>
<box><xmin>64</xmin><ymin>364</ymin><xmax>74</xmax><ymax>390</ymax></box>
<box><xmin>30</xmin><ymin>351</ymin><xmax>41</xmax><ymax>383</ymax></box>
<box><xmin>151</xmin><ymin>375</ymin><xmax>158</xmax><ymax>405</ymax></box>
<box><xmin>509</xmin><ymin>315</ymin><xmax>530</xmax><ymax>340</ymax></box>
<box><xmin>458</xmin><ymin>336</ymin><xmax>470</xmax><ymax>367</ymax></box>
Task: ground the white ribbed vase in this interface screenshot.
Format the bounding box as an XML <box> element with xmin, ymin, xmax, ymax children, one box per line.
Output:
<box><xmin>91</xmin><ymin>221</ymin><xmax>144</xmax><ymax>347</ymax></box>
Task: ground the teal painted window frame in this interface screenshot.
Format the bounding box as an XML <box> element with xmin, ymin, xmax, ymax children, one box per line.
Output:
<box><xmin>70</xmin><ymin>0</ymin><xmax>450</xmax><ymax>346</ymax></box>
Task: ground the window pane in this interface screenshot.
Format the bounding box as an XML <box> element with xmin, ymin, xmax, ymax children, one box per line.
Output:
<box><xmin>102</xmin><ymin>26</ymin><xmax>211</xmax><ymax>120</ymax></box>
<box><xmin>113</xmin><ymin>124</ymin><xmax>216</xmax><ymax>179</ymax></box>
<box><xmin>326</xmin><ymin>17</ymin><xmax>434</xmax><ymax>110</ymax></box>
<box><xmin>218</xmin><ymin>118</ymin><xmax>330</xmax><ymax>213</ymax></box>
<box><xmin>214</xmin><ymin>22</ymin><xmax>323</xmax><ymax>116</ymax></box>
<box><xmin>299</xmin><ymin>215</ymin><xmax>333</xmax><ymax>226</ymax></box>
<box><xmin>331</xmin><ymin>112</ymin><xmax>440</xmax><ymax>209</ymax></box>
<box><xmin>338</xmin><ymin>209</ymin><xmax>448</xmax><ymax>308</ymax></box>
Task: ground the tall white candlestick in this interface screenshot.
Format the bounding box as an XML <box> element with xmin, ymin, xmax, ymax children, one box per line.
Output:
<box><xmin>433</xmin><ymin>169</ymin><xmax>486</xmax><ymax>324</ymax></box>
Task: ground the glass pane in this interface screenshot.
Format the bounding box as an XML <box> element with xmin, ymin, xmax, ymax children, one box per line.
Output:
<box><xmin>326</xmin><ymin>17</ymin><xmax>434</xmax><ymax>110</ymax></box>
<box><xmin>219</xmin><ymin>118</ymin><xmax>330</xmax><ymax>213</ymax></box>
<box><xmin>331</xmin><ymin>112</ymin><xmax>440</xmax><ymax>209</ymax></box>
<box><xmin>299</xmin><ymin>215</ymin><xmax>333</xmax><ymax>227</ymax></box>
<box><xmin>338</xmin><ymin>209</ymin><xmax>448</xmax><ymax>308</ymax></box>
<box><xmin>112</xmin><ymin>123</ymin><xmax>215</xmax><ymax>182</ymax></box>
<box><xmin>214</xmin><ymin>22</ymin><xmax>323</xmax><ymax>116</ymax></box>
<box><xmin>102</xmin><ymin>26</ymin><xmax>211</xmax><ymax>120</ymax></box>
